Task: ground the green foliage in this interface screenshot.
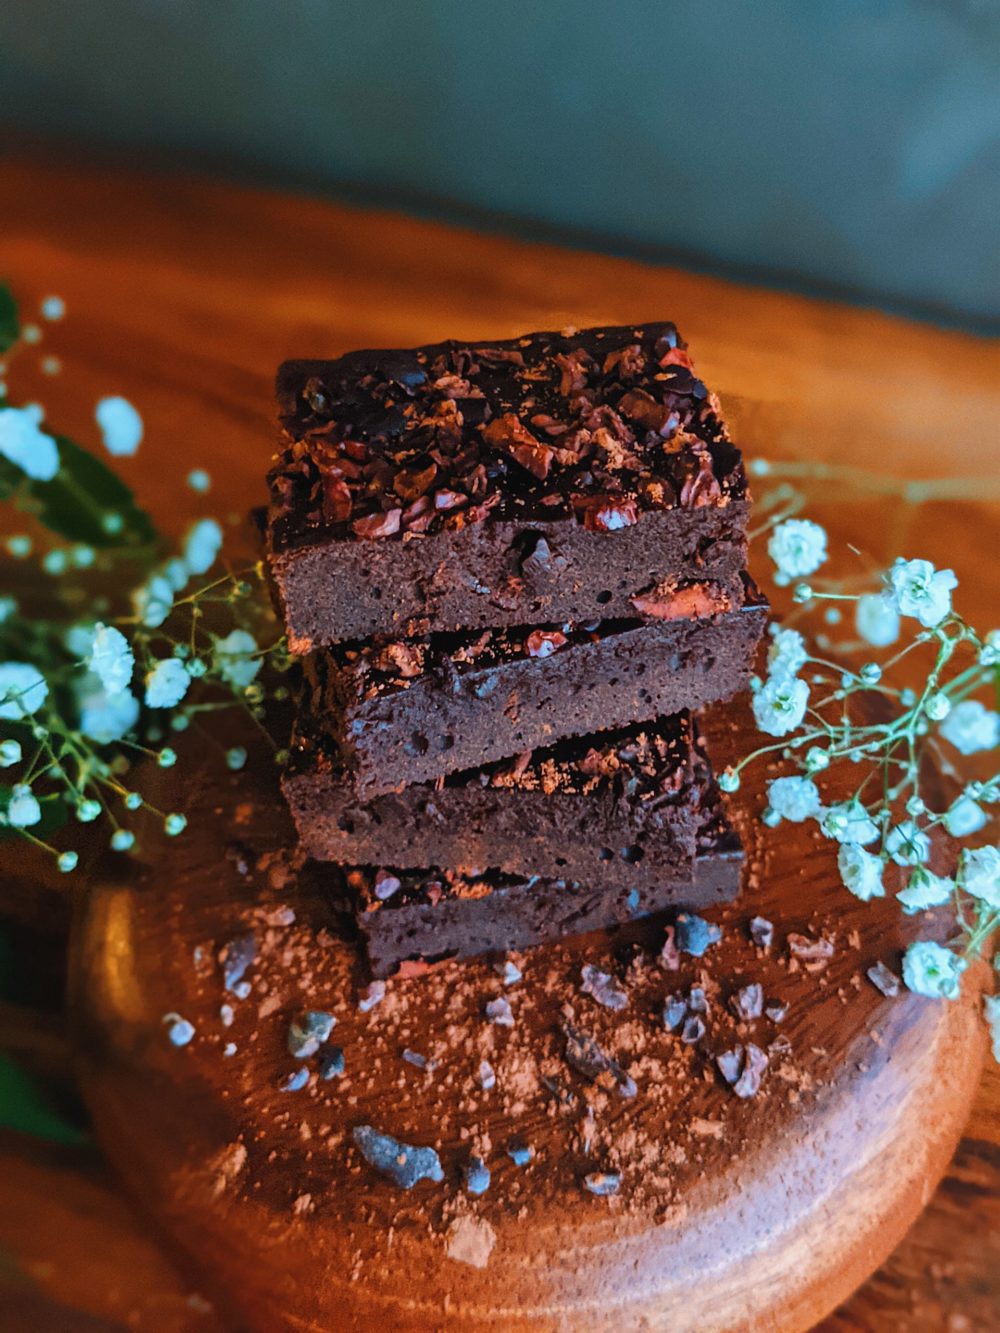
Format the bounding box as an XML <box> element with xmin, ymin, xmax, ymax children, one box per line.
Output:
<box><xmin>2</xmin><ymin>433</ymin><xmax>157</xmax><ymax>548</ymax></box>
<box><xmin>0</xmin><ymin>282</ymin><xmax>18</xmax><ymax>355</ymax></box>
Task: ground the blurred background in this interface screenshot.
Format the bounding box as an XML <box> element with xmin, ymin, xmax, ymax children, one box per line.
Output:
<box><xmin>1</xmin><ymin>0</ymin><xmax>998</xmax><ymax>328</ymax></box>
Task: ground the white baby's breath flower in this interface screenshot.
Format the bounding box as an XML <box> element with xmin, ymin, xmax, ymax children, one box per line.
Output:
<box><xmin>766</xmin><ymin>626</ymin><xmax>807</xmax><ymax>681</ymax></box>
<box><xmin>885</xmin><ymin>820</ymin><xmax>931</xmax><ymax>867</ymax></box>
<box><xmin>820</xmin><ymin>799</ymin><xmax>879</xmax><ymax>846</ymax></box>
<box><xmin>958</xmin><ymin>845</ymin><xmax>1000</xmax><ymax>909</ymax></box>
<box><xmin>95</xmin><ymin>396</ymin><xmax>143</xmax><ymax>457</ymax></box>
<box><xmin>77</xmin><ymin>680</ymin><xmax>140</xmax><ymax>744</ymax></box>
<box><xmin>943</xmin><ymin>796</ymin><xmax>987</xmax><ymax>838</ymax></box>
<box><xmin>837</xmin><ymin>844</ymin><xmax>885</xmax><ymax>901</ymax></box>
<box><xmin>752</xmin><ymin>675</ymin><xmax>809</xmax><ymax>737</ymax></box>
<box><xmin>940</xmin><ymin>699</ymin><xmax>1000</xmax><ymax>755</ymax></box>
<box><xmin>134</xmin><ymin>574</ymin><xmax>174</xmax><ymax>629</ymax></box>
<box><xmin>144</xmin><ymin>658</ymin><xmax>191</xmax><ymax>709</ymax></box>
<box><xmin>883</xmin><ymin>557</ymin><xmax>957</xmax><ymax>629</ymax></box>
<box><xmin>0</xmin><ymin>405</ymin><xmax>60</xmax><ymax>481</ymax></box>
<box><xmin>767</xmin><ymin>519</ymin><xmax>827</xmax><ymax>587</ymax></box>
<box><xmin>0</xmin><ymin>662</ymin><xmax>48</xmax><ymax>720</ymax></box>
<box><xmin>902</xmin><ymin>940</ymin><xmax>966</xmax><ymax>1000</ymax></box>
<box><xmin>979</xmin><ymin>630</ymin><xmax>1000</xmax><ymax>667</ymax></box>
<box><xmin>213</xmin><ymin>629</ymin><xmax>261</xmax><ymax>689</ymax></box>
<box><xmin>182</xmin><ymin>518</ymin><xmax>223</xmax><ymax>576</ymax></box>
<box><xmin>86</xmin><ymin>623</ymin><xmax>134</xmax><ymax>696</ymax></box>
<box><xmin>855</xmin><ymin>593</ymin><xmax>900</xmax><ymax>647</ymax></box>
<box><xmin>897</xmin><ymin>868</ymin><xmax>954</xmax><ymax>914</ymax></box>
<box><xmin>766</xmin><ymin>775</ymin><xmax>821</xmax><ymax>823</ymax></box>
<box><xmin>5</xmin><ymin>783</ymin><xmax>41</xmax><ymax>828</ymax></box>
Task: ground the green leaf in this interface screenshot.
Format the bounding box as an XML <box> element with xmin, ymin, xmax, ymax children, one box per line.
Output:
<box><xmin>0</xmin><ymin>283</ymin><xmax>18</xmax><ymax>355</ymax></box>
<box><xmin>12</xmin><ymin>434</ymin><xmax>158</xmax><ymax>548</ymax></box>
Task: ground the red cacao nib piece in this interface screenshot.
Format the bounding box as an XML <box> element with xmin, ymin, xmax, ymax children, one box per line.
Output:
<box><xmin>553</xmin><ymin>349</ymin><xmax>594</xmax><ymax>397</ymax></box>
<box><xmin>630</xmin><ymin>581</ymin><xmax>732</xmax><ymax>621</ymax></box>
<box><xmin>572</xmin><ymin>494</ymin><xmax>639</xmax><ymax>532</ymax></box>
<box><xmin>658</xmin><ymin>347</ymin><xmax>695</xmax><ymax>371</ymax></box>
<box><xmin>618</xmin><ymin>388</ymin><xmax>675</xmax><ymax>437</ymax></box>
<box><xmin>393</xmin><ymin>462</ymin><xmax>437</xmax><ymax>502</ymax></box>
<box><xmin>483</xmin><ymin>414</ymin><xmax>555</xmax><ymax>480</ymax></box>
<box><xmin>602</xmin><ymin>343</ymin><xmax>645</xmax><ymax>379</ymax></box>
<box><xmin>525</xmin><ymin>629</ymin><xmax>567</xmax><ymax>658</ymax></box>
<box><xmin>352</xmin><ymin>507</ymin><xmax>402</xmax><ymax>539</ymax></box>
<box><xmin>321</xmin><ymin>475</ymin><xmax>353</xmax><ymax>524</ymax></box>
<box><xmin>475</xmin><ymin>346</ymin><xmax>526</xmax><ymax>367</ymax></box>
<box><xmin>680</xmin><ymin>451</ymin><xmax>723</xmax><ymax>508</ymax></box>
<box><xmin>433</xmin><ymin>488</ymin><xmax>469</xmax><ymax>512</ymax></box>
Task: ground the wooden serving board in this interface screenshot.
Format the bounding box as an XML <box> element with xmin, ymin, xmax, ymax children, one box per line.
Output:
<box><xmin>1</xmin><ymin>144</ymin><xmax>998</xmax><ymax>1330</ymax></box>
<box><xmin>69</xmin><ymin>698</ymin><xmax>986</xmax><ymax>1332</ymax></box>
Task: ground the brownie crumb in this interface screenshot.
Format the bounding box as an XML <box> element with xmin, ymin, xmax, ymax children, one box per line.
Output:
<box><xmin>867</xmin><ymin>961</ymin><xmax>901</xmax><ymax>998</ymax></box>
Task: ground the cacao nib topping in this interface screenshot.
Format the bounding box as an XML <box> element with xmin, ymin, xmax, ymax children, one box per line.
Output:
<box><xmin>269</xmin><ymin>322</ymin><xmax>745</xmax><ymax>549</ymax></box>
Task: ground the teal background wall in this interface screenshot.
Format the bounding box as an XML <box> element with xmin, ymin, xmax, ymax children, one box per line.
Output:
<box><xmin>0</xmin><ymin>1</ymin><xmax>997</xmax><ymax>324</ymax></box>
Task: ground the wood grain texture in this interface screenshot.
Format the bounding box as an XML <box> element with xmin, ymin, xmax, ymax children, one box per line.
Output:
<box><xmin>67</xmin><ymin>704</ymin><xmax>987</xmax><ymax>1332</ymax></box>
<box><xmin>0</xmin><ymin>144</ymin><xmax>998</xmax><ymax>1330</ymax></box>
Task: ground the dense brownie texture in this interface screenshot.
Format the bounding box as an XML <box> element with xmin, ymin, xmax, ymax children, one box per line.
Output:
<box><xmin>293</xmin><ymin>578</ymin><xmax>766</xmax><ymax>798</ymax></box>
<box><xmin>267</xmin><ymin>322</ymin><xmax>749</xmax><ymax>649</ymax></box>
<box><xmin>335</xmin><ymin>786</ymin><xmax>742</xmax><ymax>978</ymax></box>
<box><xmin>284</xmin><ymin>714</ymin><xmax>712</xmax><ymax>887</ymax></box>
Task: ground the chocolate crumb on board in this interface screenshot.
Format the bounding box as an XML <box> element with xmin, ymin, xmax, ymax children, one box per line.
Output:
<box><xmin>716</xmin><ymin>1044</ymin><xmax>769</xmax><ymax>1099</ymax></box>
<box><xmin>748</xmin><ymin>915</ymin><xmax>774</xmax><ymax>950</ymax></box>
<box><xmin>729</xmin><ymin>983</ymin><xmax>764</xmax><ymax>1021</ymax></box>
<box><xmin>867</xmin><ymin>960</ymin><xmax>902</xmax><ymax>998</ymax></box>
<box><xmin>219</xmin><ymin>932</ymin><xmax>257</xmax><ymax>994</ymax></box>
<box><xmin>787</xmin><ymin>932</ymin><xmax>835</xmax><ymax>973</ymax></box>
<box><xmin>675</xmin><ymin>911</ymin><xmax>722</xmax><ymax>957</ymax></box>
<box><xmin>583</xmin><ymin>1171</ymin><xmax>622</xmax><ymax>1196</ymax></box>
<box><xmin>352</xmin><ymin>1125</ymin><xmax>444</xmax><ymax>1189</ymax></box>
<box><xmin>562</xmin><ymin>1020</ymin><xmax>638</xmax><ymax>1098</ymax></box>
<box><xmin>580</xmin><ymin>963</ymin><xmax>629</xmax><ymax>1011</ymax></box>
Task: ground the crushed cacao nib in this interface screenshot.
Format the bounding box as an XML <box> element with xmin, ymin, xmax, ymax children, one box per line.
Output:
<box><xmin>867</xmin><ymin>961</ymin><xmax>901</xmax><ymax>998</ymax></box>
<box><xmin>580</xmin><ymin>963</ymin><xmax>629</xmax><ymax>1011</ymax></box>
<box><xmin>749</xmin><ymin>916</ymin><xmax>774</xmax><ymax>950</ymax></box>
<box><xmin>729</xmin><ymin>983</ymin><xmax>764</xmax><ymax>1022</ymax></box>
<box><xmin>764</xmin><ymin>999</ymin><xmax>788</xmax><ymax>1024</ymax></box>
<box><xmin>787</xmin><ymin>933</ymin><xmax>835</xmax><ymax>972</ymax></box>
<box><xmin>562</xmin><ymin>1020</ymin><xmax>637</xmax><ymax>1098</ymax></box>
<box><xmin>219</xmin><ymin>932</ymin><xmax>257</xmax><ymax>994</ymax></box>
<box><xmin>583</xmin><ymin>1171</ymin><xmax>622</xmax><ymax>1196</ymax></box>
<box><xmin>352</xmin><ymin>1125</ymin><xmax>444</xmax><ymax>1189</ymax></box>
<box><xmin>716</xmin><ymin>1043</ymin><xmax>769</xmax><ymax>1098</ymax></box>
<box><xmin>270</xmin><ymin>322</ymin><xmax>745</xmax><ymax>548</ymax></box>
<box><xmin>681</xmin><ymin>1015</ymin><xmax>706</xmax><ymax>1044</ymax></box>
<box><xmin>675</xmin><ymin>911</ymin><xmax>721</xmax><ymax>957</ymax></box>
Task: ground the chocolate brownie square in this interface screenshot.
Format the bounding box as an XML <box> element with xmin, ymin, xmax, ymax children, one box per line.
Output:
<box><xmin>284</xmin><ymin>714</ymin><xmax>713</xmax><ymax>888</ymax></box>
<box><xmin>266</xmin><ymin>322</ymin><xmax>749</xmax><ymax>650</ymax></box>
<box><xmin>334</xmin><ymin>782</ymin><xmax>742</xmax><ymax>977</ymax></box>
<box><xmin>290</xmin><ymin>577</ymin><xmax>766</xmax><ymax>798</ymax></box>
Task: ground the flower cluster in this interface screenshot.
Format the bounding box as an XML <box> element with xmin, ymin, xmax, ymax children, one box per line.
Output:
<box><xmin>730</xmin><ymin>502</ymin><xmax>1000</xmax><ymax>1052</ymax></box>
<box><xmin>0</xmin><ymin>284</ymin><xmax>288</xmax><ymax>867</ymax></box>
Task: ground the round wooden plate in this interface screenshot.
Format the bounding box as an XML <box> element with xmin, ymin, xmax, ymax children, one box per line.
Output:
<box><xmin>70</xmin><ymin>705</ymin><xmax>985</xmax><ymax>1333</ymax></box>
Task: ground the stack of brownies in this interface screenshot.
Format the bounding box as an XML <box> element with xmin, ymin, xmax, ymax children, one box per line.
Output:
<box><xmin>263</xmin><ymin>322</ymin><xmax>766</xmax><ymax>977</ymax></box>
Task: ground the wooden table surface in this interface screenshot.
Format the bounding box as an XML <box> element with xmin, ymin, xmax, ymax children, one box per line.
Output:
<box><xmin>1</xmin><ymin>143</ymin><xmax>998</xmax><ymax>1331</ymax></box>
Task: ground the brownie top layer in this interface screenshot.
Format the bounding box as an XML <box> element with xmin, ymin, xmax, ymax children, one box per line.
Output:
<box><xmin>308</xmin><ymin>575</ymin><xmax>760</xmax><ymax>708</ymax></box>
<box><xmin>269</xmin><ymin>322</ymin><xmax>746</xmax><ymax>551</ymax></box>
<box><xmin>343</xmin><ymin>780</ymin><xmax>734</xmax><ymax>917</ymax></box>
